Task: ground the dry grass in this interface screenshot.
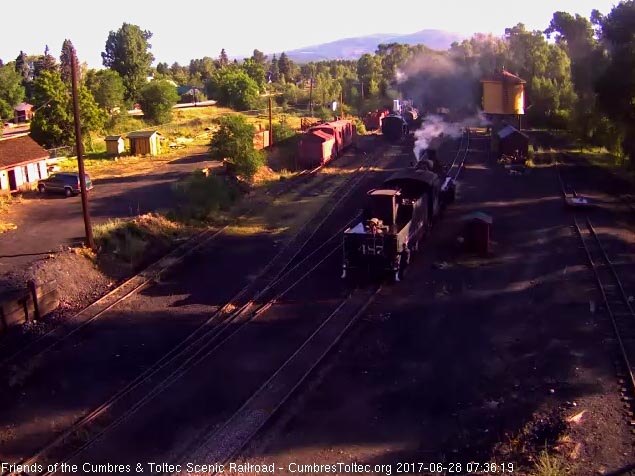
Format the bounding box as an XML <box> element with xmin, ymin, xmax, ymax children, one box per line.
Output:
<box><xmin>57</xmin><ymin>145</ymin><xmax>210</xmax><ymax>180</ymax></box>
<box><xmin>530</xmin><ymin>450</ymin><xmax>569</xmax><ymax>476</ymax></box>
<box><xmin>0</xmin><ymin>193</ymin><xmax>22</xmax><ymax>234</ymax></box>
<box><xmin>94</xmin><ymin>213</ymin><xmax>195</xmax><ymax>264</ymax></box>
<box><xmin>225</xmin><ymin>166</ymin><xmax>353</xmax><ymax>240</ymax></box>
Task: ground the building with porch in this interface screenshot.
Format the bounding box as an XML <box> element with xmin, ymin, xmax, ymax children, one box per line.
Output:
<box><xmin>0</xmin><ymin>134</ymin><xmax>50</xmax><ymax>194</ymax></box>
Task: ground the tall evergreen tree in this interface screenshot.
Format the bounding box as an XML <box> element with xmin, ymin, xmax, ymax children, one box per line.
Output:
<box><xmin>15</xmin><ymin>51</ymin><xmax>30</xmax><ymax>82</ymax></box>
<box><xmin>60</xmin><ymin>39</ymin><xmax>75</xmax><ymax>84</ymax></box>
<box><xmin>219</xmin><ymin>49</ymin><xmax>229</xmax><ymax>68</ymax></box>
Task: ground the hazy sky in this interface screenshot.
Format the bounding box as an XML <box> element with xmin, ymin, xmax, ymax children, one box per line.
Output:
<box><xmin>1</xmin><ymin>0</ymin><xmax>618</xmax><ymax>68</ymax></box>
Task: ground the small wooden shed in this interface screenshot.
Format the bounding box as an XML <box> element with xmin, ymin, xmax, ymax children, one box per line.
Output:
<box><xmin>461</xmin><ymin>211</ymin><xmax>493</xmax><ymax>255</ymax></box>
<box><xmin>105</xmin><ymin>135</ymin><xmax>125</xmax><ymax>156</ymax></box>
<box><xmin>128</xmin><ymin>130</ymin><xmax>162</xmax><ymax>156</ymax></box>
<box><xmin>493</xmin><ymin>125</ymin><xmax>529</xmax><ymax>160</ymax></box>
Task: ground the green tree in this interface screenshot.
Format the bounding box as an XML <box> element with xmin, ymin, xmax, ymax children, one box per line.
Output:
<box><xmin>270</xmin><ymin>54</ymin><xmax>279</xmax><ymax>82</ymax></box>
<box><xmin>34</xmin><ymin>45</ymin><xmax>57</xmax><ymax>77</ymax></box>
<box><xmin>60</xmin><ymin>39</ymin><xmax>75</xmax><ymax>84</ymax></box>
<box><xmin>189</xmin><ymin>57</ymin><xmax>216</xmax><ymax>81</ymax></box>
<box><xmin>241</xmin><ymin>58</ymin><xmax>265</xmax><ymax>90</ymax></box>
<box><xmin>138</xmin><ymin>80</ymin><xmax>179</xmax><ymax>124</ymax></box>
<box><xmin>0</xmin><ymin>63</ymin><xmax>25</xmax><ymax>120</ymax></box>
<box><xmin>357</xmin><ymin>54</ymin><xmax>382</xmax><ymax>98</ymax></box>
<box><xmin>15</xmin><ymin>51</ymin><xmax>30</xmax><ymax>83</ymax></box>
<box><xmin>206</xmin><ymin>68</ymin><xmax>261</xmax><ymax>110</ymax></box>
<box><xmin>209</xmin><ymin>114</ymin><xmax>264</xmax><ymax>179</ymax></box>
<box><xmin>218</xmin><ymin>49</ymin><xmax>229</xmax><ymax>68</ymax></box>
<box><xmin>278</xmin><ymin>52</ymin><xmax>294</xmax><ymax>82</ymax></box>
<box><xmin>251</xmin><ymin>49</ymin><xmax>268</xmax><ymax>66</ymax></box>
<box><xmin>596</xmin><ymin>0</ymin><xmax>635</xmax><ymax>163</ymax></box>
<box><xmin>30</xmin><ymin>70</ymin><xmax>105</xmax><ymax>148</ymax></box>
<box><xmin>102</xmin><ymin>23</ymin><xmax>154</xmax><ymax>102</ymax></box>
<box><xmin>376</xmin><ymin>43</ymin><xmax>412</xmax><ymax>82</ymax></box>
<box><xmin>156</xmin><ymin>62</ymin><xmax>169</xmax><ymax>76</ymax></box>
<box><xmin>85</xmin><ymin>69</ymin><xmax>125</xmax><ymax>113</ymax></box>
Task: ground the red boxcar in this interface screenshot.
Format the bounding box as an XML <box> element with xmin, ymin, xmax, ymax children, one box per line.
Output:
<box><xmin>363</xmin><ymin>109</ymin><xmax>389</xmax><ymax>131</ymax></box>
<box><xmin>297</xmin><ymin>130</ymin><xmax>336</xmax><ymax>168</ymax></box>
<box><xmin>297</xmin><ymin>119</ymin><xmax>354</xmax><ymax>169</ymax></box>
<box><xmin>310</xmin><ymin>119</ymin><xmax>354</xmax><ymax>156</ymax></box>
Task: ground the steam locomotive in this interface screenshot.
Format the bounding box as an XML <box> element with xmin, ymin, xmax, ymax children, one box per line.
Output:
<box><xmin>341</xmin><ymin>147</ymin><xmax>456</xmax><ymax>282</ymax></box>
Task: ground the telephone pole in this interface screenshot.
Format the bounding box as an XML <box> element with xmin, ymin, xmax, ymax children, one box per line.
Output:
<box><xmin>70</xmin><ymin>45</ymin><xmax>94</xmax><ymax>250</ymax></box>
<box><xmin>309</xmin><ymin>76</ymin><xmax>314</xmax><ymax>117</ymax></box>
<box><xmin>340</xmin><ymin>91</ymin><xmax>344</xmax><ymax>119</ymax></box>
<box><xmin>268</xmin><ymin>94</ymin><xmax>273</xmax><ymax>147</ymax></box>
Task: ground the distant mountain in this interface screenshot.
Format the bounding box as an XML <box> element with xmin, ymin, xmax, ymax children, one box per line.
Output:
<box><xmin>275</xmin><ymin>29</ymin><xmax>466</xmax><ymax>63</ymax></box>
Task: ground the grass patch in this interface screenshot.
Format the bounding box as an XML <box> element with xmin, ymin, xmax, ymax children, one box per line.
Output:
<box><xmin>94</xmin><ymin>213</ymin><xmax>195</xmax><ymax>265</ymax></box>
<box><xmin>57</xmin><ymin>144</ymin><xmax>210</xmax><ymax>180</ymax></box>
<box><xmin>530</xmin><ymin>450</ymin><xmax>568</xmax><ymax>476</ymax></box>
<box><xmin>0</xmin><ymin>194</ymin><xmax>22</xmax><ymax>234</ymax></box>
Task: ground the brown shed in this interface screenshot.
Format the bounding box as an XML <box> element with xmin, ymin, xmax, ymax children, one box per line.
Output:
<box><xmin>105</xmin><ymin>135</ymin><xmax>125</xmax><ymax>156</ymax></box>
<box><xmin>127</xmin><ymin>130</ymin><xmax>163</xmax><ymax>156</ymax></box>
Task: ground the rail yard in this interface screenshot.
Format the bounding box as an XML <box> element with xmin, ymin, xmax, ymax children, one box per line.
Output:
<box><xmin>1</xmin><ymin>114</ymin><xmax>634</xmax><ymax>476</ymax></box>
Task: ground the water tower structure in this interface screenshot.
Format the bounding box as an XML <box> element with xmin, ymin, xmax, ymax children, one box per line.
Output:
<box><xmin>481</xmin><ymin>70</ymin><xmax>526</xmax><ymax>130</ymax></box>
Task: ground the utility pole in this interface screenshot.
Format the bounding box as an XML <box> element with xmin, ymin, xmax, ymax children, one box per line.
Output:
<box><xmin>309</xmin><ymin>75</ymin><xmax>313</xmax><ymax>117</ymax></box>
<box><xmin>70</xmin><ymin>45</ymin><xmax>94</xmax><ymax>250</ymax></box>
<box><xmin>340</xmin><ymin>91</ymin><xmax>344</xmax><ymax>119</ymax></box>
<box><xmin>268</xmin><ymin>94</ymin><xmax>273</xmax><ymax>147</ymax></box>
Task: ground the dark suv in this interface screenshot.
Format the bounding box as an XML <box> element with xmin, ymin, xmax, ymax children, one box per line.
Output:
<box><xmin>37</xmin><ymin>172</ymin><xmax>93</xmax><ymax>197</ymax></box>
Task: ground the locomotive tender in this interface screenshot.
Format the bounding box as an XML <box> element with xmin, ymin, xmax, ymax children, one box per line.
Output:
<box><xmin>341</xmin><ymin>167</ymin><xmax>443</xmax><ymax>282</ymax></box>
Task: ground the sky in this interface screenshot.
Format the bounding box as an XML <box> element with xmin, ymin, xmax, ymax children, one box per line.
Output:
<box><xmin>1</xmin><ymin>0</ymin><xmax>619</xmax><ymax>69</ymax></box>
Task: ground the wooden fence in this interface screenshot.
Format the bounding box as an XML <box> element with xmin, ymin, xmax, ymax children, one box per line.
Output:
<box><xmin>0</xmin><ymin>280</ymin><xmax>60</xmax><ymax>333</ymax></box>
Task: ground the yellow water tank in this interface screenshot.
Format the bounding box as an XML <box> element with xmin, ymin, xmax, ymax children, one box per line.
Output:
<box><xmin>481</xmin><ymin>71</ymin><xmax>525</xmax><ymax>115</ymax></box>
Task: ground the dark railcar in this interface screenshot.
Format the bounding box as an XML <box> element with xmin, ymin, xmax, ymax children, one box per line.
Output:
<box><xmin>381</xmin><ymin>114</ymin><xmax>408</xmax><ymax>141</ymax></box>
<box><xmin>341</xmin><ymin>169</ymin><xmax>440</xmax><ymax>282</ymax></box>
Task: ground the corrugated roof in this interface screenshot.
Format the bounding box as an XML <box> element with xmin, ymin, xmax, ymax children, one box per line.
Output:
<box><xmin>481</xmin><ymin>70</ymin><xmax>526</xmax><ymax>84</ymax></box>
<box><xmin>105</xmin><ymin>135</ymin><xmax>123</xmax><ymax>141</ymax></box>
<box><xmin>127</xmin><ymin>130</ymin><xmax>161</xmax><ymax>139</ymax></box>
<box><xmin>497</xmin><ymin>125</ymin><xmax>529</xmax><ymax>139</ymax></box>
<box><xmin>303</xmin><ymin>130</ymin><xmax>333</xmax><ymax>142</ymax></box>
<box><xmin>0</xmin><ymin>135</ymin><xmax>49</xmax><ymax>169</ymax></box>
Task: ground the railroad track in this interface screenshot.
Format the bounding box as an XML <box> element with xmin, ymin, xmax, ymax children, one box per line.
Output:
<box><xmin>0</xmin><ymin>225</ymin><xmax>226</xmax><ymax>369</ymax></box>
<box><xmin>0</xmin><ymin>144</ymin><xmax>378</xmax><ymax>374</ymax></box>
<box><xmin>558</xmin><ymin>160</ymin><xmax>635</xmax><ymax>430</ymax></box>
<box><xmin>25</xmin><ymin>223</ymin><xmax>351</xmax><ymax>476</ymax></box>
<box><xmin>447</xmin><ymin>128</ymin><xmax>471</xmax><ymax>182</ymax></box>
<box><xmin>7</xmin><ymin>140</ymin><xmax>407</xmax><ymax>476</ymax></box>
<box><xmin>171</xmin><ymin>285</ymin><xmax>382</xmax><ymax>476</ymax></box>
<box><xmin>574</xmin><ymin>216</ymin><xmax>635</xmax><ymax>413</ymax></box>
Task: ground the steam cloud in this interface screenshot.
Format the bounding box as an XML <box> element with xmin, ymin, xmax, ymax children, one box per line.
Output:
<box><xmin>413</xmin><ymin>112</ymin><xmax>490</xmax><ymax>161</ymax></box>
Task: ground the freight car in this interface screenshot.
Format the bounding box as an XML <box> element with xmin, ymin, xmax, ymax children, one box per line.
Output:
<box><xmin>297</xmin><ymin>119</ymin><xmax>355</xmax><ymax>168</ymax></box>
<box><xmin>381</xmin><ymin>114</ymin><xmax>409</xmax><ymax>141</ymax></box>
<box><xmin>363</xmin><ymin>109</ymin><xmax>389</xmax><ymax>131</ymax></box>
<box><xmin>341</xmin><ymin>168</ymin><xmax>441</xmax><ymax>282</ymax></box>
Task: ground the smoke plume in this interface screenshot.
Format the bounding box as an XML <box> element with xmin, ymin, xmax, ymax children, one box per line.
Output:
<box><xmin>413</xmin><ymin>112</ymin><xmax>490</xmax><ymax>161</ymax></box>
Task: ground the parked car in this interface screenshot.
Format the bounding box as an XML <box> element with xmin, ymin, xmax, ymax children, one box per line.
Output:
<box><xmin>37</xmin><ymin>172</ymin><xmax>93</xmax><ymax>197</ymax></box>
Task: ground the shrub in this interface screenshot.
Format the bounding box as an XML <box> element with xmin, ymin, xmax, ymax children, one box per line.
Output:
<box><xmin>273</xmin><ymin>122</ymin><xmax>296</xmax><ymax>142</ymax></box>
<box><xmin>172</xmin><ymin>172</ymin><xmax>239</xmax><ymax>220</ymax></box>
<box><xmin>138</xmin><ymin>80</ymin><xmax>179</xmax><ymax>125</ymax></box>
<box><xmin>353</xmin><ymin>118</ymin><xmax>367</xmax><ymax>135</ymax></box>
